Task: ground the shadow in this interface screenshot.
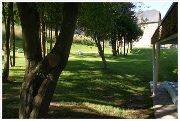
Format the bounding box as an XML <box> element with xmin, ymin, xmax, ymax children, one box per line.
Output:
<box><xmin>48</xmin><ymin>103</ymin><xmax>123</xmax><ymax>119</ymax></box>
<box><xmin>51</xmin><ymin>52</ymin><xmax>157</xmax><ymax>118</ymax></box>
<box><xmin>153</xmin><ymin>103</ymin><xmax>178</xmax><ymax>119</ymax></box>
<box><xmin>2</xmin><ymin>47</ymin><xmax>177</xmax><ymax>119</ymax></box>
<box><xmin>2</xmin><ymin>78</ymin><xmax>22</xmax><ymax>119</ymax></box>
<box><xmin>51</xmin><ymin>48</ymin><xmax>177</xmax><ymax>118</ymax></box>
<box><xmin>2</xmin><ymin>97</ymin><xmax>20</xmax><ymax>119</ymax></box>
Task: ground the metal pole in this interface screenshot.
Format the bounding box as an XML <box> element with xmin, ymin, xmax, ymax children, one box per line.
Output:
<box><xmin>153</xmin><ymin>12</ymin><xmax>161</xmax><ymax>96</ymax></box>
<box><xmin>152</xmin><ymin>43</ymin><xmax>156</xmax><ymax>95</ymax></box>
<box><xmin>153</xmin><ymin>41</ymin><xmax>160</xmax><ymax>95</ymax></box>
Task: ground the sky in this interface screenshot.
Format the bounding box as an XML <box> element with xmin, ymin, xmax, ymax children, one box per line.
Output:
<box><xmin>133</xmin><ymin>2</ymin><xmax>174</xmax><ymax>19</ymax></box>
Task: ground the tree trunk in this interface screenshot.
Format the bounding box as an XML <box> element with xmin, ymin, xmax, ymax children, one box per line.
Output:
<box><xmin>3</xmin><ymin>2</ymin><xmax>7</xmax><ymax>30</ymax></box>
<box><xmin>17</xmin><ymin>2</ymin><xmax>81</xmax><ymax>118</ymax></box>
<box><xmin>50</xmin><ymin>9</ymin><xmax>52</xmax><ymax>51</ymax></box>
<box><xmin>39</xmin><ymin>22</ymin><xmax>41</xmax><ymax>45</ymax></box>
<box><xmin>2</xmin><ymin>2</ymin><xmax>12</xmax><ymax>82</ymax></box>
<box><xmin>111</xmin><ymin>32</ymin><xmax>116</xmax><ymax>56</ymax></box>
<box><xmin>55</xmin><ymin>22</ymin><xmax>58</xmax><ymax>42</ymax></box>
<box><xmin>130</xmin><ymin>41</ymin><xmax>132</xmax><ymax>53</ymax></box>
<box><xmin>120</xmin><ymin>41</ymin><xmax>122</xmax><ymax>54</ymax></box>
<box><xmin>49</xmin><ymin>20</ymin><xmax>50</xmax><ymax>40</ymax></box>
<box><xmin>95</xmin><ymin>34</ymin><xmax>107</xmax><ymax>69</ymax></box>
<box><xmin>124</xmin><ymin>36</ymin><xmax>126</xmax><ymax>56</ymax></box>
<box><xmin>127</xmin><ymin>42</ymin><xmax>129</xmax><ymax>54</ymax></box>
<box><xmin>117</xmin><ymin>32</ymin><xmax>120</xmax><ymax>55</ymax></box>
<box><xmin>12</xmin><ymin>2</ymin><xmax>15</xmax><ymax>66</ymax></box>
<box><xmin>41</xmin><ymin>15</ymin><xmax>45</xmax><ymax>58</ymax></box>
<box><xmin>45</xmin><ymin>24</ymin><xmax>48</xmax><ymax>56</ymax></box>
<box><xmin>9</xmin><ymin>34</ymin><xmax>12</xmax><ymax>67</ymax></box>
<box><xmin>103</xmin><ymin>33</ymin><xmax>105</xmax><ymax>54</ymax></box>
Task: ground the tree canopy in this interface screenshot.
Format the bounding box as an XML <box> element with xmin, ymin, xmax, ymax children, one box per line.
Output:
<box><xmin>77</xmin><ymin>2</ymin><xmax>117</xmax><ymax>39</ymax></box>
<box><xmin>77</xmin><ymin>2</ymin><xmax>143</xmax><ymax>56</ymax></box>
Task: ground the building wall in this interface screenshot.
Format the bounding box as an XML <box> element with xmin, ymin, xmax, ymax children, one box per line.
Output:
<box><xmin>133</xmin><ymin>23</ymin><xmax>158</xmax><ymax>47</ymax></box>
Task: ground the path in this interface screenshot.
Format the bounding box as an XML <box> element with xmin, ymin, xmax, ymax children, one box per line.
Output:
<box><xmin>150</xmin><ymin>81</ymin><xmax>178</xmax><ymax>119</ymax></box>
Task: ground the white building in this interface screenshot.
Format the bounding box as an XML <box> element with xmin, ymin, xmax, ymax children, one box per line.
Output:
<box><xmin>133</xmin><ymin>9</ymin><xmax>160</xmax><ymax>47</ymax></box>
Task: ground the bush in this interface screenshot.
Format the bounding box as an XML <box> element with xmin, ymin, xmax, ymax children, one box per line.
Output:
<box><xmin>73</xmin><ymin>34</ymin><xmax>96</xmax><ymax>46</ymax></box>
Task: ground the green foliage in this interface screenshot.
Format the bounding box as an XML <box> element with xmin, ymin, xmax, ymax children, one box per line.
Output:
<box><xmin>115</xmin><ymin>2</ymin><xmax>143</xmax><ymax>42</ymax></box>
<box><xmin>2</xmin><ymin>2</ymin><xmax>21</xmax><ymax>25</ymax></box>
<box><xmin>78</xmin><ymin>2</ymin><xmax>117</xmax><ymax>39</ymax></box>
<box><xmin>36</xmin><ymin>2</ymin><xmax>63</xmax><ymax>26</ymax></box>
<box><xmin>73</xmin><ymin>34</ymin><xmax>96</xmax><ymax>46</ymax></box>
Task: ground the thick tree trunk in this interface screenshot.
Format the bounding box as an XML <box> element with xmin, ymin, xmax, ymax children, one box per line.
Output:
<box><xmin>17</xmin><ymin>3</ymin><xmax>42</xmax><ymax>118</ymax></box>
<box><xmin>2</xmin><ymin>2</ymin><xmax>12</xmax><ymax>82</ymax></box>
<box><xmin>17</xmin><ymin>2</ymin><xmax>81</xmax><ymax>118</ymax></box>
<box><xmin>95</xmin><ymin>34</ymin><xmax>107</xmax><ymax>69</ymax></box>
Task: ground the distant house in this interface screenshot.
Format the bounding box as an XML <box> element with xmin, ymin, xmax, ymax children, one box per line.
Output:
<box><xmin>133</xmin><ymin>9</ymin><xmax>160</xmax><ymax>47</ymax></box>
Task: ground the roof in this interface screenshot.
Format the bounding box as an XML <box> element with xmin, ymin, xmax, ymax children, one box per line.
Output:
<box><xmin>135</xmin><ymin>9</ymin><xmax>159</xmax><ymax>24</ymax></box>
<box><xmin>151</xmin><ymin>2</ymin><xmax>178</xmax><ymax>44</ymax></box>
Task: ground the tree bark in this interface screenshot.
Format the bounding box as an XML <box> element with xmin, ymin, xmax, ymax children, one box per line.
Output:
<box><xmin>3</xmin><ymin>2</ymin><xmax>7</xmax><ymax>30</ymax></box>
<box><xmin>39</xmin><ymin>22</ymin><xmax>41</xmax><ymax>46</ymax></box>
<box><xmin>11</xmin><ymin>2</ymin><xmax>15</xmax><ymax>66</ymax></box>
<box><xmin>50</xmin><ymin>9</ymin><xmax>52</xmax><ymax>51</ymax></box>
<box><xmin>2</xmin><ymin>2</ymin><xmax>12</xmax><ymax>82</ymax></box>
<box><xmin>55</xmin><ymin>23</ymin><xmax>58</xmax><ymax>42</ymax></box>
<box><xmin>127</xmin><ymin>42</ymin><xmax>129</xmax><ymax>54</ymax></box>
<box><xmin>95</xmin><ymin>34</ymin><xmax>107</xmax><ymax>69</ymax></box>
<box><xmin>117</xmin><ymin>32</ymin><xmax>120</xmax><ymax>55</ymax></box>
<box><xmin>111</xmin><ymin>31</ymin><xmax>116</xmax><ymax>56</ymax></box>
<box><xmin>9</xmin><ymin>33</ymin><xmax>12</xmax><ymax>67</ymax></box>
<box><xmin>41</xmin><ymin>15</ymin><xmax>46</xmax><ymax>58</ymax></box>
<box><xmin>130</xmin><ymin>41</ymin><xmax>132</xmax><ymax>53</ymax></box>
<box><xmin>17</xmin><ymin>2</ymin><xmax>81</xmax><ymax>118</ymax></box>
<box><xmin>124</xmin><ymin>36</ymin><xmax>126</xmax><ymax>56</ymax></box>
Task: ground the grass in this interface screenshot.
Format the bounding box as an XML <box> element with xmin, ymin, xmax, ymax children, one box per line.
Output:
<box><xmin>1</xmin><ymin>24</ymin><xmax>178</xmax><ymax>119</ymax></box>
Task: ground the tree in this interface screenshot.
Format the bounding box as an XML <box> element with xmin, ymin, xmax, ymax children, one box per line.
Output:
<box><xmin>115</xmin><ymin>2</ymin><xmax>143</xmax><ymax>56</ymax></box>
<box><xmin>77</xmin><ymin>2</ymin><xmax>117</xmax><ymax>69</ymax></box>
<box><xmin>2</xmin><ymin>2</ymin><xmax>12</xmax><ymax>82</ymax></box>
<box><xmin>126</xmin><ymin>24</ymin><xmax>143</xmax><ymax>53</ymax></box>
<box><xmin>17</xmin><ymin>2</ymin><xmax>81</xmax><ymax>118</ymax></box>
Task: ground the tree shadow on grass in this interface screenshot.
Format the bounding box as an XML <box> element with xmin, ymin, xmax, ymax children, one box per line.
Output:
<box><xmin>51</xmin><ymin>52</ymin><xmax>156</xmax><ymax>118</ymax></box>
<box><xmin>2</xmin><ymin>97</ymin><xmax>20</xmax><ymax>119</ymax></box>
<box><xmin>48</xmin><ymin>102</ymin><xmax>124</xmax><ymax>119</ymax></box>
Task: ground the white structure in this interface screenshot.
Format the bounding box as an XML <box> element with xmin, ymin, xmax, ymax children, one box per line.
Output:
<box><xmin>78</xmin><ymin>49</ymin><xmax>81</xmax><ymax>52</ymax></box>
<box><xmin>151</xmin><ymin>2</ymin><xmax>178</xmax><ymax>96</ymax></box>
<box><xmin>134</xmin><ymin>9</ymin><xmax>159</xmax><ymax>47</ymax></box>
<box><xmin>164</xmin><ymin>81</ymin><xmax>178</xmax><ymax>109</ymax></box>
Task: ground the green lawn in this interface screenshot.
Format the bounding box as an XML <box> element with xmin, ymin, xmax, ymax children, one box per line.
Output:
<box><xmin>2</xmin><ymin>25</ymin><xmax>178</xmax><ymax>118</ymax></box>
